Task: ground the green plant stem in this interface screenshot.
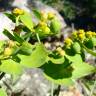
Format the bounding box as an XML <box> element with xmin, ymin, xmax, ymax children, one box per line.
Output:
<box><xmin>16</xmin><ymin>16</ymin><xmax>20</xmax><ymax>26</ymax></box>
<box><xmin>89</xmin><ymin>79</ymin><xmax>96</xmax><ymax>96</ymax></box>
<box><xmin>51</xmin><ymin>82</ymin><xmax>54</xmax><ymax>96</ymax></box>
<box><xmin>36</xmin><ymin>33</ymin><xmax>41</xmax><ymax>43</ymax></box>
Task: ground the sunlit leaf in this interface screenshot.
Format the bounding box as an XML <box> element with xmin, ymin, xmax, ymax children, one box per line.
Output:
<box><xmin>20</xmin><ymin>12</ymin><xmax>33</xmax><ymax>31</ymax></box>
<box><xmin>18</xmin><ymin>43</ymin><xmax>48</xmax><ymax>68</ymax></box>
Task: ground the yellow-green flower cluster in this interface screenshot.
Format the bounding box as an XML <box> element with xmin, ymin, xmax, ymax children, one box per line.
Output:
<box><xmin>3</xmin><ymin>40</ymin><xmax>15</xmax><ymax>57</ymax></box>
<box><xmin>73</xmin><ymin>29</ymin><xmax>84</xmax><ymax>40</ymax></box>
<box><xmin>37</xmin><ymin>21</ymin><xmax>50</xmax><ymax>34</ymax></box>
<box><xmin>86</xmin><ymin>31</ymin><xmax>96</xmax><ymax>38</ymax></box>
<box><xmin>73</xmin><ymin>29</ymin><xmax>96</xmax><ymax>40</ymax></box>
<box><xmin>13</xmin><ymin>8</ymin><xmax>24</xmax><ymax>15</ymax></box>
<box><xmin>64</xmin><ymin>38</ymin><xmax>73</xmax><ymax>47</ymax></box>
<box><xmin>40</xmin><ymin>11</ymin><xmax>55</xmax><ymax>22</ymax></box>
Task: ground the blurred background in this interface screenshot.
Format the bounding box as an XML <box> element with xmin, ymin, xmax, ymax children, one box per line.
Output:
<box><xmin>1</xmin><ymin>0</ymin><xmax>96</xmax><ymax>31</ymax></box>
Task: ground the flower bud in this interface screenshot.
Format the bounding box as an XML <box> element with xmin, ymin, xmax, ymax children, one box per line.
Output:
<box><xmin>50</xmin><ymin>19</ymin><xmax>61</xmax><ymax>34</ymax></box>
<box><xmin>42</xmin><ymin>26</ymin><xmax>50</xmax><ymax>34</ymax></box>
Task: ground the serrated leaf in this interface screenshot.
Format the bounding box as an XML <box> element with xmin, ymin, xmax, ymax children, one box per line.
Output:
<box><xmin>20</xmin><ymin>12</ymin><xmax>33</xmax><ymax>31</ymax></box>
<box><xmin>0</xmin><ymin>59</ymin><xmax>23</xmax><ymax>75</ymax></box>
<box><xmin>0</xmin><ymin>88</ymin><xmax>7</xmax><ymax>96</ymax></box>
<box><xmin>18</xmin><ymin>43</ymin><xmax>48</xmax><ymax>68</ymax></box>
<box><xmin>72</xmin><ymin>62</ymin><xmax>95</xmax><ymax>79</ymax></box>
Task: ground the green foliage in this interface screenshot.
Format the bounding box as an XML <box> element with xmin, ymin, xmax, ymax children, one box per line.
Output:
<box><xmin>0</xmin><ymin>9</ymin><xmax>95</xmax><ymax>95</ymax></box>
<box><xmin>18</xmin><ymin>43</ymin><xmax>48</xmax><ymax>68</ymax></box>
<box><xmin>0</xmin><ymin>88</ymin><xmax>7</xmax><ymax>96</ymax></box>
<box><xmin>20</xmin><ymin>11</ymin><xmax>33</xmax><ymax>31</ymax></box>
<box><xmin>0</xmin><ymin>59</ymin><xmax>23</xmax><ymax>75</ymax></box>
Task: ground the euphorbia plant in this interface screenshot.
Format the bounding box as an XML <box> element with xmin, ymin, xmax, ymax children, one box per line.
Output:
<box><xmin>0</xmin><ymin>8</ymin><xmax>96</xmax><ymax>95</ymax></box>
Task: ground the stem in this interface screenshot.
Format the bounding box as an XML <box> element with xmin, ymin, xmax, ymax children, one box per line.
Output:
<box><xmin>51</xmin><ymin>82</ymin><xmax>54</xmax><ymax>96</ymax></box>
<box><xmin>36</xmin><ymin>33</ymin><xmax>41</xmax><ymax>43</ymax></box>
<box><xmin>89</xmin><ymin>79</ymin><xmax>96</xmax><ymax>96</ymax></box>
<box><xmin>53</xmin><ymin>85</ymin><xmax>61</xmax><ymax>96</ymax></box>
<box><xmin>16</xmin><ymin>16</ymin><xmax>20</xmax><ymax>26</ymax></box>
<box><xmin>0</xmin><ymin>72</ymin><xmax>5</xmax><ymax>80</ymax></box>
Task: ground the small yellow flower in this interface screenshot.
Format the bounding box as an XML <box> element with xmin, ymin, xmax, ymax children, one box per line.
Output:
<box><xmin>78</xmin><ymin>29</ymin><xmax>85</xmax><ymax>40</ymax></box>
<box><xmin>8</xmin><ymin>40</ymin><xmax>15</xmax><ymax>48</ymax></box>
<box><xmin>78</xmin><ymin>34</ymin><xmax>84</xmax><ymax>40</ymax></box>
<box><xmin>86</xmin><ymin>31</ymin><xmax>93</xmax><ymax>38</ymax></box>
<box><xmin>56</xmin><ymin>47</ymin><xmax>65</xmax><ymax>56</ymax></box>
<box><xmin>78</xmin><ymin>29</ymin><xmax>85</xmax><ymax>34</ymax></box>
<box><xmin>72</xmin><ymin>31</ymin><xmax>77</xmax><ymax>38</ymax></box>
<box><xmin>48</xmin><ymin>12</ymin><xmax>55</xmax><ymax>20</ymax></box>
<box><xmin>40</xmin><ymin>11</ymin><xmax>48</xmax><ymax>21</ymax></box>
<box><xmin>92</xmin><ymin>32</ymin><xmax>96</xmax><ymax>36</ymax></box>
<box><xmin>64</xmin><ymin>38</ymin><xmax>72</xmax><ymax>47</ymax></box>
<box><xmin>13</xmin><ymin>8</ymin><xmax>24</xmax><ymax>15</ymax></box>
<box><xmin>39</xmin><ymin>21</ymin><xmax>47</xmax><ymax>27</ymax></box>
<box><xmin>4</xmin><ymin>47</ymin><xmax>12</xmax><ymax>56</ymax></box>
<box><xmin>43</xmin><ymin>26</ymin><xmax>50</xmax><ymax>34</ymax></box>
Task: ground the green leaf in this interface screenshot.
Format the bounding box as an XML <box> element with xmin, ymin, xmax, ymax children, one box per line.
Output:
<box><xmin>18</xmin><ymin>43</ymin><xmax>48</xmax><ymax>68</ymax></box>
<box><xmin>84</xmin><ymin>39</ymin><xmax>93</xmax><ymax>49</ymax></box>
<box><xmin>0</xmin><ymin>88</ymin><xmax>7</xmax><ymax>96</ymax></box>
<box><xmin>13</xmin><ymin>32</ymin><xmax>24</xmax><ymax>43</ymax></box>
<box><xmin>41</xmin><ymin>60</ymin><xmax>74</xmax><ymax>86</ymax></box>
<box><xmin>72</xmin><ymin>62</ymin><xmax>96</xmax><ymax>79</ymax></box>
<box><xmin>48</xmin><ymin>56</ymin><xmax>65</xmax><ymax>64</ymax></box>
<box><xmin>20</xmin><ymin>12</ymin><xmax>33</xmax><ymax>31</ymax></box>
<box><xmin>3</xmin><ymin>29</ymin><xmax>15</xmax><ymax>41</ymax></box>
<box><xmin>82</xmin><ymin>43</ymin><xmax>96</xmax><ymax>56</ymax></box>
<box><xmin>91</xmin><ymin>37</ymin><xmax>96</xmax><ymax>46</ymax></box>
<box><xmin>33</xmin><ymin>9</ymin><xmax>41</xmax><ymax>20</ymax></box>
<box><xmin>0</xmin><ymin>59</ymin><xmax>23</xmax><ymax>75</ymax></box>
<box><xmin>19</xmin><ymin>42</ymin><xmax>34</xmax><ymax>55</ymax></box>
<box><xmin>65</xmin><ymin>54</ymin><xmax>83</xmax><ymax>64</ymax></box>
<box><xmin>0</xmin><ymin>41</ymin><xmax>5</xmax><ymax>53</ymax></box>
<box><xmin>4</xmin><ymin>13</ymin><xmax>16</xmax><ymax>22</ymax></box>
